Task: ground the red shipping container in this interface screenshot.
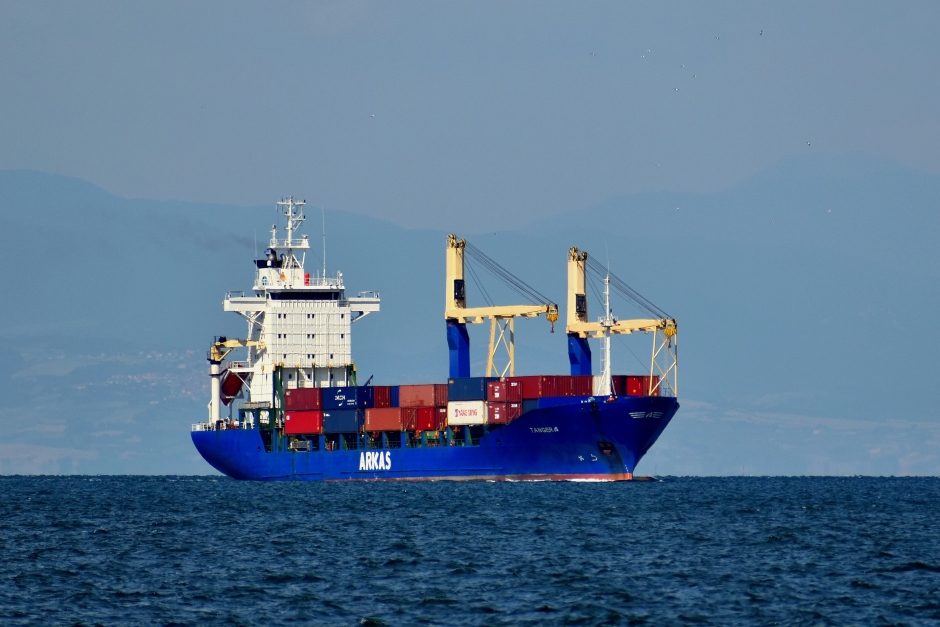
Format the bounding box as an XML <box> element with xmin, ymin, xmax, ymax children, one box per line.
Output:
<box><xmin>556</xmin><ymin>376</ymin><xmax>577</xmax><ymax>397</ymax></box>
<box><xmin>572</xmin><ymin>375</ymin><xmax>593</xmax><ymax>396</ymax></box>
<box><xmin>488</xmin><ymin>402</ymin><xmax>525</xmax><ymax>424</ymax></box>
<box><xmin>625</xmin><ymin>376</ymin><xmax>644</xmax><ymax>396</ymax></box>
<box><xmin>399</xmin><ymin>407</ymin><xmax>418</xmax><ymax>431</ymax></box>
<box><xmin>487</xmin><ymin>380</ymin><xmax>523</xmax><ymax>402</ymax></box>
<box><xmin>487</xmin><ymin>402</ymin><xmax>508</xmax><ymax>424</ymax></box>
<box><xmin>633</xmin><ymin>375</ymin><xmax>660</xmax><ymax>397</ymax></box>
<box><xmin>365</xmin><ymin>407</ymin><xmax>405</xmax><ymax>431</ymax></box>
<box><xmin>284</xmin><ymin>387</ymin><xmax>322</xmax><ymax>410</ymax></box>
<box><xmin>517</xmin><ymin>375</ymin><xmax>560</xmax><ymax>399</ymax></box>
<box><xmin>284</xmin><ymin>410</ymin><xmax>323</xmax><ymax>435</ymax></box>
<box><xmin>399</xmin><ymin>384</ymin><xmax>448</xmax><ymax>407</ymax></box>
<box><xmin>373</xmin><ymin>386</ymin><xmax>392</xmax><ymax>408</ymax></box>
<box><xmin>415</xmin><ymin>407</ymin><xmax>440</xmax><ymax>432</ymax></box>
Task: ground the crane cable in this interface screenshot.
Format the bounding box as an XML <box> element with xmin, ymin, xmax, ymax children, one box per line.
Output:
<box><xmin>464</xmin><ymin>243</ymin><xmax>557</xmax><ymax>308</ymax></box>
<box><xmin>585</xmin><ymin>257</ymin><xmax>671</xmax><ymax>320</ymax></box>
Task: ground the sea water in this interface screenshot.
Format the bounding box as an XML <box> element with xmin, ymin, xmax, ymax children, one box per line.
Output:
<box><xmin>1</xmin><ymin>476</ymin><xmax>938</xmax><ymax>625</ymax></box>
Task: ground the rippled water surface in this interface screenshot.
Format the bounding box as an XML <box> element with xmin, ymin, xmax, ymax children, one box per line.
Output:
<box><xmin>2</xmin><ymin>477</ymin><xmax>939</xmax><ymax>626</ymax></box>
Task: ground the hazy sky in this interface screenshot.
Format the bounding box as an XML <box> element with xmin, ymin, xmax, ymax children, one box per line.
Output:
<box><xmin>2</xmin><ymin>2</ymin><xmax>938</xmax><ymax>230</ymax></box>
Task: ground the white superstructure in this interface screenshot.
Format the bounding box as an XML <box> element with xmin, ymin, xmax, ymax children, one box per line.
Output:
<box><xmin>213</xmin><ymin>197</ymin><xmax>379</xmax><ymax>417</ymax></box>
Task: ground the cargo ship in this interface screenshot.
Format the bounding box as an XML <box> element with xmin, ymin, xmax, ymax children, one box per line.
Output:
<box><xmin>191</xmin><ymin>198</ymin><xmax>679</xmax><ymax>480</ymax></box>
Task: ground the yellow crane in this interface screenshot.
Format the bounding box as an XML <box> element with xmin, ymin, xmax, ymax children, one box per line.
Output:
<box><xmin>208</xmin><ymin>337</ymin><xmax>266</xmax><ymax>425</ymax></box>
<box><xmin>565</xmin><ymin>246</ymin><xmax>677</xmax><ymax>396</ymax></box>
<box><xmin>209</xmin><ymin>336</ymin><xmax>266</xmax><ymax>363</ymax></box>
<box><xmin>445</xmin><ymin>234</ymin><xmax>558</xmax><ymax>377</ymax></box>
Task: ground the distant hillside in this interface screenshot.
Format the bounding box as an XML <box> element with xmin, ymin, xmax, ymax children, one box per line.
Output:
<box><xmin>1</xmin><ymin>154</ymin><xmax>938</xmax><ymax>475</ymax></box>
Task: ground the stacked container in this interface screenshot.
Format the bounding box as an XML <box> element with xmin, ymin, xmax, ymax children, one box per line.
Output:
<box><xmin>487</xmin><ymin>379</ymin><xmax>523</xmax><ymax>402</ymax></box>
<box><xmin>396</xmin><ymin>384</ymin><xmax>448</xmax><ymax>432</ymax></box>
<box><xmin>322</xmin><ymin>386</ymin><xmax>374</xmax><ymax>410</ymax></box>
<box><xmin>364</xmin><ymin>407</ymin><xmax>413</xmax><ymax>431</ymax></box>
<box><xmin>414</xmin><ymin>406</ymin><xmax>446</xmax><ymax>431</ymax></box>
<box><xmin>284</xmin><ymin>410</ymin><xmax>323</xmax><ymax>435</ymax></box>
<box><xmin>399</xmin><ymin>384</ymin><xmax>448</xmax><ymax>407</ymax></box>
<box><xmin>284</xmin><ymin>387</ymin><xmax>322</xmax><ymax>410</ymax></box>
<box><xmin>447</xmin><ymin>377</ymin><xmax>497</xmax><ymax>401</ymax></box>
<box><xmin>447</xmin><ymin>400</ymin><xmax>487</xmax><ymax>425</ymax></box>
<box><xmin>514</xmin><ymin>375</ymin><xmax>560</xmax><ymax>399</ymax></box>
<box><xmin>323</xmin><ymin>409</ymin><xmax>363</xmax><ymax>433</ymax></box>
<box><xmin>486</xmin><ymin>402</ymin><xmax>523</xmax><ymax>425</ymax></box>
<box><xmin>372</xmin><ymin>386</ymin><xmax>393</xmax><ymax>408</ymax></box>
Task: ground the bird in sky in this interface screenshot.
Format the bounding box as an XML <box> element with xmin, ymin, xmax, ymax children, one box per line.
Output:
<box><xmin>760</xmin><ymin>30</ymin><xmax>763</xmax><ymax>35</ymax></box>
<box><xmin>675</xmin><ymin>88</ymin><xmax>679</xmax><ymax>91</ymax></box>
<box><xmin>592</xmin><ymin>52</ymin><xmax>596</xmax><ymax>56</ymax></box>
<box><xmin>371</xmin><ymin>114</ymin><xmax>375</xmax><ymax>118</ymax></box>
<box><xmin>806</xmin><ymin>141</ymin><xmax>811</xmax><ymax>146</ymax></box>
<box><xmin>681</xmin><ymin>64</ymin><xmax>685</xmax><ymax>67</ymax></box>
<box><xmin>716</xmin><ymin>36</ymin><xmax>720</xmax><ymax>40</ymax></box>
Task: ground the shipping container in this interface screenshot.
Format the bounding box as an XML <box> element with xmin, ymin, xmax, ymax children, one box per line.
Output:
<box><xmin>625</xmin><ymin>376</ymin><xmax>644</xmax><ymax>397</ymax></box>
<box><xmin>284</xmin><ymin>387</ymin><xmax>323</xmax><ymax>410</ymax></box>
<box><xmin>516</xmin><ymin>375</ymin><xmax>560</xmax><ymax>399</ymax></box>
<box><xmin>447</xmin><ymin>400</ymin><xmax>487</xmax><ymax>425</ymax></box>
<box><xmin>373</xmin><ymin>386</ymin><xmax>392</xmax><ymax>408</ymax></box>
<box><xmin>487</xmin><ymin>402</ymin><xmax>508</xmax><ymax>424</ymax></box>
<box><xmin>365</xmin><ymin>407</ymin><xmax>407</xmax><ymax>431</ymax></box>
<box><xmin>633</xmin><ymin>375</ymin><xmax>661</xmax><ymax>397</ymax></box>
<box><xmin>571</xmin><ymin>375</ymin><xmax>593</xmax><ymax>396</ymax></box>
<box><xmin>447</xmin><ymin>377</ymin><xmax>497</xmax><ymax>402</ymax></box>
<box><xmin>390</xmin><ymin>386</ymin><xmax>400</xmax><ymax>408</ymax></box>
<box><xmin>322</xmin><ymin>386</ymin><xmax>375</xmax><ymax>410</ymax></box>
<box><xmin>322</xmin><ymin>409</ymin><xmax>363</xmax><ymax>433</ymax></box>
<box><xmin>415</xmin><ymin>406</ymin><xmax>442</xmax><ymax>432</ymax></box>
<box><xmin>487</xmin><ymin>402</ymin><xmax>524</xmax><ymax>425</ymax></box>
<box><xmin>487</xmin><ymin>379</ymin><xmax>523</xmax><ymax>402</ymax></box>
<box><xmin>284</xmin><ymin>410</ymin><xmax>323</xmax><ymax>435</ymax></box>
<box><xmin>398</xmin><ymin>384</ymin><xmax>448</xmax><ymax>407</ymax></box>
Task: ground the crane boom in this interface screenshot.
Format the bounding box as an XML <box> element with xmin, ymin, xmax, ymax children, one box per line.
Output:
<box><xmin>445</xmin><ymin>234</ymin><xmax>558</xmax><ymax>377</ymax></box>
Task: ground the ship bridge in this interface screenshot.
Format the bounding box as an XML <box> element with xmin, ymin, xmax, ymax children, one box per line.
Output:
<box><xmin>206</xmin><ymin>197</ymin><xmax>380</xmax><ymax>423</ymax></box>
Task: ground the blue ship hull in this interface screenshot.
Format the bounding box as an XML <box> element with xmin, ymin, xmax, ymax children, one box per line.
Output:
<box><xmin>192</xmin><ymin>396</ymin><xmax>678</xmax><ymax>481</ymax></box>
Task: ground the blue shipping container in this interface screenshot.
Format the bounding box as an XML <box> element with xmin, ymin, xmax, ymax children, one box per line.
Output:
<box><xmin>447</xmin><ymin>377</ymin><xmax>498</xmax><ymax>401</ymax></box>
<box><xmin>322</xmin><ymin>409</ymin><xmax>363</xmax><ymax>434</ymax></box>
<box><xmin>390</xmin><ymin>386</ymin><xmax>400</xmax><ymax>408</ymax></box>
<box><xmin>322</xmin><ymin>386</ymin><xmax>375</xmax><ymax>410</ymax></box>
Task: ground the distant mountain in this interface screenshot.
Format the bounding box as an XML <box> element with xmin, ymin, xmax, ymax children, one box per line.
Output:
<box><xmin>1</xmin><ymin>154</ymin><xmax>937</xmax><ymax>475</ymax></box>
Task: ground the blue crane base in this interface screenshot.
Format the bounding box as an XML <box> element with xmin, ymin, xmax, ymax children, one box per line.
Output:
<box><xmin>568</xmin><ymin>335</ymin><xmax>592</xmax><ymax>376</ymax></box>
<box><xmin>447</xmin><ymin>320</ymin><xmax>470</xmax><ymax>378</ymax></box>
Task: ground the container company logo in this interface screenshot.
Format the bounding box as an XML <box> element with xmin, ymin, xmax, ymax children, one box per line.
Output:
<box><xmin>359</xmin><ymin>451</ymin><xmax>392</xmax><ymax>471</ymax></box>
<box><xmin>452</xmin><ymin>407</ymin><xmax>480</xmax><ymax>418</ymax></box>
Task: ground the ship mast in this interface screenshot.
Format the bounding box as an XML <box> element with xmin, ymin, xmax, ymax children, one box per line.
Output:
<box><xmin>599</xmin><ymin>273</ymin><xmax>614</xmax><ymax>396</ymax></box>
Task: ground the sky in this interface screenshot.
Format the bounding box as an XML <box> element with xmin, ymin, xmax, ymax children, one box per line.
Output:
<box><xmin>1</xmin><ymin>1</ymin><xmax>938</xmax><ymax>232</ymax></box>
<box><xmin>1</xmin><ymin>2</ymin><xmax>939</xmax><ymax>476</ymax></box>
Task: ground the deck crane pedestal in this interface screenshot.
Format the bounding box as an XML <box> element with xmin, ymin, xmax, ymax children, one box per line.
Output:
<box><xmin>565</xmin><ymin>247</ymin><xmax>678</xmax><ymax>396</ymax></box>
<box><xmin>445</xmin><ymin>234</ymin><xmax>558</xmax><ymax>378</ymax></box>
<box><xmin>207</xmin><ymin>337</ymin><xmax>265</xmax><ymax>425</ymax></box>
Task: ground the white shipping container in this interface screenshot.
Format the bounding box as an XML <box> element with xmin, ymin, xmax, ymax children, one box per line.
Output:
<box><xmin>447</xmin><ymin>400</ymin><xmax>487</xmax><ymax>426</ymax></box>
